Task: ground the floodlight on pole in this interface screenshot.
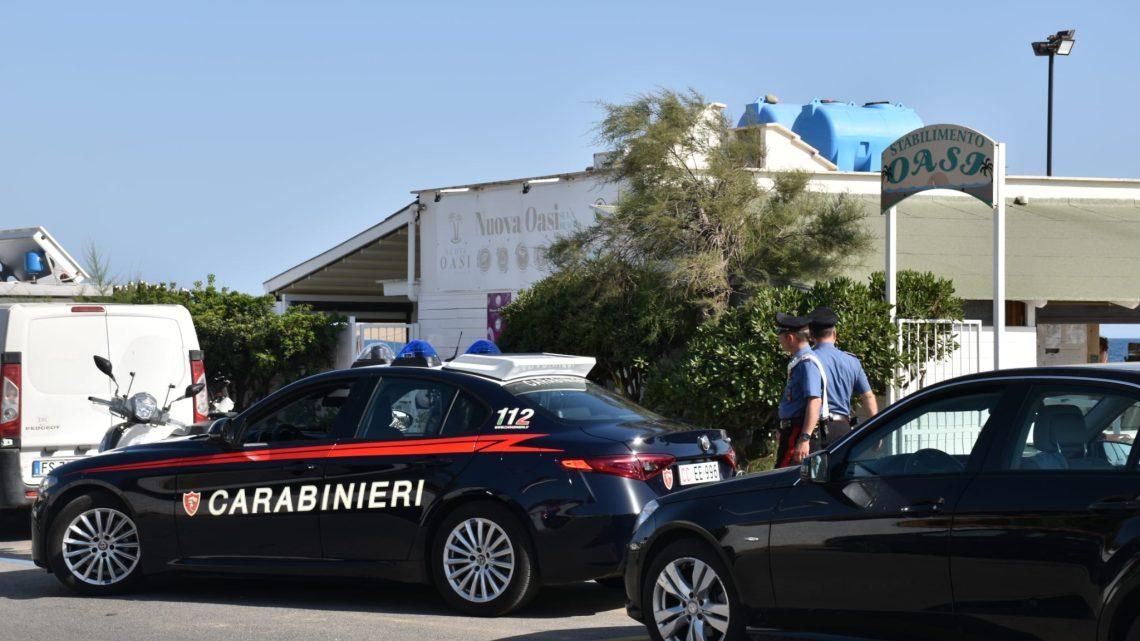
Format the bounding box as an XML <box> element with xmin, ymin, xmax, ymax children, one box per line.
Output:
<box><xmin>1031</xmin><ymin>29</ymin><xmax>1076</xmax><ymax>176</ymax></box>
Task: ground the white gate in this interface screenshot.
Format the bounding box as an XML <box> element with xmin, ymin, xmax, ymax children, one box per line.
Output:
<box><xmin>893</xmin><ymin>319</ymin><xmax>983</xmax><ymax>400</ymax></box>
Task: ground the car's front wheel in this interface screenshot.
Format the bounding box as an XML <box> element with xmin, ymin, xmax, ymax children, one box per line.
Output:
<box><xmin>643</xmin><ymin>539</ymin><xmax>744</xmax><ymax>641</ymax></box>
<box><xmin>48</xmin><ymin>492</ymin><xmax>143</xmax><ymax>595</ymax></box>
<box><xmin>431</xmin><ymin>502</ymin><xmax>539</xmax><ymax>616</ymax></box>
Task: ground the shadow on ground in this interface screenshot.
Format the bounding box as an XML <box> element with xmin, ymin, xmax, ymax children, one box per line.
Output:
<box><xmin>0</xmin><ymin>566</ymin><xmax>627</xmax><ymax>620</ymax></box>
<box><xmin>494</xmin><ymin>625</ymin><xmax>647</xmax><ymax>640</ymax></box>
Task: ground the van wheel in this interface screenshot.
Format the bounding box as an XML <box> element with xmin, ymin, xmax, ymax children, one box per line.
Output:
<box><xmin>431</xmin><ymin>502</ymin><xmax>539</xmax><ymax>616</ymax></box>
<box><xmin>49</xmin><ymin>492</ymin><xmax>142</xmax><ymax>595</ymax></box>
<box><xmin>643</xmin><ymin>539</ymin><xmax>744</xmax><ymax>641</ymax></box>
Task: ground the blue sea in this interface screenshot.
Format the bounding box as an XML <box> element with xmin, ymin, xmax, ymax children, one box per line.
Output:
<box><xmin>1108</xmin><ymin>338</ymin><xmax>1140</xmax><ymax>362</ymax></box>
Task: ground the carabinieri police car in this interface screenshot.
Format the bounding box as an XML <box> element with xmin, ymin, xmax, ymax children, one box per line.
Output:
<box><xmin>31</xmin><ymin>340</ymin><xmax>735</xmax><ymax>616</ymax></box>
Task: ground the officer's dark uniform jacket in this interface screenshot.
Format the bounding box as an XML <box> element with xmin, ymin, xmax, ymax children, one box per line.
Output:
<box><xmin>774</xmin><ymin>313</ymin><xmax>828</xmax><ymax>468</ymax></box>
<box><xmin>809</xmin><ymin>307</ymin><xmax>871</xmax><ymax>443</ymax></box>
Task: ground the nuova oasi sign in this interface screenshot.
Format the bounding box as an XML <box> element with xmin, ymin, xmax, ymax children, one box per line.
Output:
<box><xmin>880</xmin><ymin>124</ymin><xmax>996</xmax><ymax>211</ymax></box>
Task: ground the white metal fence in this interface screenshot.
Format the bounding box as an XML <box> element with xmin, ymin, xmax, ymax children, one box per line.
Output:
<box><xmin>893</xmin><ymin>409</ymin><xmax>990</xmax><ymax>457</ymax></box>
<box><xmin>893</xmin><ymin>319</ymin><xmax>982</xmax><ymax>399</ymax></box>
<box><xmin>888</xmin><ymin>319</ymin><xmax>986</xmax><ymax>455</ymax></box>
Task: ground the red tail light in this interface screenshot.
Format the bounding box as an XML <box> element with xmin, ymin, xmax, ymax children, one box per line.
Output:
<box><xmin>1</xmin><ymin>361</ymin><xmax>21</xmax><ymax>445</ymax></box>
<box><xmin>723</xmin><ymin>448</ymin><xmax>738</xmax><ymax>472</ymax></box>
<box><xmin>560</xmin><ymin>453</ymin><xmax>676</xmax><ymax>482</ymax></box>
<box><xmin>189</xmin><ymin>352</ymin><xmax>208</xmax><ymax>423</ymax></box>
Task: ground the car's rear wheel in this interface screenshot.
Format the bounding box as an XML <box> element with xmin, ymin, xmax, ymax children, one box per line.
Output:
<box><xmin>643</xmin><ymin>539</ymin><xmax>744</xmax><ymax>641</ymax></box>
<box><xmin>431</xmin><ymin>501</ymin><xmax>539</xmax><ymax>616</ymax></box>
<box><xmin>49</xmin><ymin>492</ymin><xmax>142</xmax><ymax>595</ymax></box>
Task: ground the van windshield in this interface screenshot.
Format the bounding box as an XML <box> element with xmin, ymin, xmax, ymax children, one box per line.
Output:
<box><xmin>504</xmin><ymin>377</ymin><xmax>660</xmax><ymax>423</ymax></box>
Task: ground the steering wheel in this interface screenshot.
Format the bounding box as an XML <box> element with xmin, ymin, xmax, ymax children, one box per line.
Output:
<box><xmin>902</xmin><ymin>448</ymin><xmax>964</xmax><ymax>475</ymax></box>
<box><xmin>272</xmin><ymin>423</ymin><xmax>305</xmax><ymax>442</ymax></box>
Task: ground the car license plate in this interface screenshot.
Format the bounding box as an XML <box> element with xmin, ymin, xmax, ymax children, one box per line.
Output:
<box><xmin>677</xmin><ymin>461</ymin><xmax>721</xmax><ymax>486</ymax></box>
<box><xmin>32</xmin><ymin>458</ymin><xmax>81</xmax><ymax>477</ymax></box>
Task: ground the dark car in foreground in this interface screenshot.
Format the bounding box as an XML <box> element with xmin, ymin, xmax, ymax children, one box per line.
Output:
<box><xmin>31</xmin><ymin>345</ymin><xmax>735</xmax><ymax>616</ymax></box>
<box><xmin>625</xmin><ymin>365</ymin><xmax>1140</xmax><ymax>641</ymax></box>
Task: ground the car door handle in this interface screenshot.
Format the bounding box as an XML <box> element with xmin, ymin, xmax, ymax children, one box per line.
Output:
<box><xmin>901</xmin><ymin>497</ymin><xmax>945</xmax><ymax>514</ymax></box>
<box><xmin>284</xmin><ymin>462</ymin><xmax>319</xmax><ymax>475</ymax></box>
<box><xmin>1089</xmin><ymin>499</ymin><xmax>1140</xmax><ymax>512</ymax></box>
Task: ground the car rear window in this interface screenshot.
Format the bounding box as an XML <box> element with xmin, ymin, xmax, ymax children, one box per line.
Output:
<box><xmin>504</xmin><ymin>377</ymin><xmax>660</xmax><ymax>423</ymax></box>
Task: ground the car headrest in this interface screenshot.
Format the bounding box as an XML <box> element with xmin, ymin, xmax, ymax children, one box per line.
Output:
<box><xmin>556</xmin><ymin>407</ymin><xmax>591</xmax><ymax>420</ymax></box>
<box><xmin>1035</xmin><ymin>404</ymin><xmax>1085</xmax><ymax>451</ymax></box>
<box><xmin>415</xmin><ymin>390</ymin><xmax>433</xmax><ymax>409</ymax></box>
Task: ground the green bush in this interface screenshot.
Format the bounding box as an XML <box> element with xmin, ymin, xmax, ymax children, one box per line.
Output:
<box><xmin>105</xmin><ymin>276</ymin><xmax>343</xmax><ymax>410</ymax></box>
<box><xmin>498</xmin><ymin>262</ymin><xmax>700</xmax><ymax>399</ymax></box>
<box><xmin>644</xmin><ymin>278</ymin><xmax>900</xmax><ymax>459</ymax></box>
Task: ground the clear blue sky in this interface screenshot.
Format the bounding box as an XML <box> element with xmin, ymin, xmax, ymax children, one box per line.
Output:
<box><xmin>1</xmin><ymin>1</ymin><xmax>1136</xmax><ymax>295</ymax></box>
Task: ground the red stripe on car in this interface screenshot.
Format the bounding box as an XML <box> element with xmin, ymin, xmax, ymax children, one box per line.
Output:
<box><xmin>78</xmin><ymin>434</ymin><xmax>558</xmax><ymax>474</ymax></box>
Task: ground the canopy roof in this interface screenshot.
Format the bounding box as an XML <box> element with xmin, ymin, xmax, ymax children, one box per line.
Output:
<box><xmin>264</xmin><ymin>203</ymin><xmax>414</xmax><ymax>298</ymax></box>
<box><xmin>846</xmin><ymin>195</ymin><xmax>1140</xmax><ymax>302</ymax></box>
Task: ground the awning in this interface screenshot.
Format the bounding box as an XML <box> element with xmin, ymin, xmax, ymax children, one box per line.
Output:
<box><xmin>845</xmin><ymin>195</ymin><xmax>1140</xmax><ymax>301</ymax></box>
<box><xmin>264</xmin><ymin>203</ymin><xmax>414</xmax><ymax>298</ymax></box>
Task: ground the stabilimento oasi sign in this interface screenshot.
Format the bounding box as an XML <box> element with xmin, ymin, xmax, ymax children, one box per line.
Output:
<box><xmin>880</xmin><ymin>124</ymin><xmax>996</xmax><ymax>211</ymax></box>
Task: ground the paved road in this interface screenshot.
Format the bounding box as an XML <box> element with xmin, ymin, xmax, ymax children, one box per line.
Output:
<box><xmin>0</xmin><ymin>511</ymin><xmax>647</xmax><ymax>641</ymax></box>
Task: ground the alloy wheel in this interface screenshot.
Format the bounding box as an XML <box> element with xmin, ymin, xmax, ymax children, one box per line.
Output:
<box><xmin>652</xmin><ymin>556</ymin><xmax>731</xmax><ymax>641</ymax></box>
<box><xmin>442</xmin><ymin>517</ymin><xmax>515</xmax><ymax>603</ymax></box>
<box><xmin>61</xmin><ymin>507</ymin><xmax>140</xmax><ymax>586</ymax></box>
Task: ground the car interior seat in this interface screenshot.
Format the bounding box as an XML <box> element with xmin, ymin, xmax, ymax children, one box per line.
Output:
<box><xmin>1028</xmin><ymin>404</ymin><xmax>1083</xmax><ymax>470</ymax></box>
<box><xmin>415</xmin><ymin>389</ymin><xmax>443</xmax><ymax>435</ymax></box>
<box><xmin>1030</xmin><ymin>403</ymin><xmax>1113</xmax><ymax>470</ymax></box>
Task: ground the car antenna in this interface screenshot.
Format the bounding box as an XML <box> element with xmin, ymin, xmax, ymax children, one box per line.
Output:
<box><xmin>447</xmin><ymin>331</ymin><xmax>464</xmax><ymax>362</ymax></box>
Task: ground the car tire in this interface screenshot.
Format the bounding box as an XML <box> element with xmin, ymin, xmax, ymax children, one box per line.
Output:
<box><xmin>642</xmin><ymin>538</ymin><xmax>744</xmax><ymax>641</ymax></box>
<box><xmin>431</xmin><ymin>501</ymin><xmax>539</xmax><ymax>616</ymax></box>
<box><xmin>48</xmin><ymin>491</ymin><xmax>143</xmax><ymax>595</ymax></box>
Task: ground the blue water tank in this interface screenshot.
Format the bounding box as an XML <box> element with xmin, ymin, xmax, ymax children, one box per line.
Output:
<box><xmin>791</xmin><ymin>100</ymin><xmax>923</xmax><ymax>172</ymax></box>
<box><xmin>737</xmin><ymin>95</ymin><xmax>802</xmax><ymax>130</ymax></box>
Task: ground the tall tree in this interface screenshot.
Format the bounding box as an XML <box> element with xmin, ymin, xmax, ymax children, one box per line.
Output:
<box><xmin>549</xmin><ymin>88</ymin><xmax>871</xmax><ymax>317</ymax></box>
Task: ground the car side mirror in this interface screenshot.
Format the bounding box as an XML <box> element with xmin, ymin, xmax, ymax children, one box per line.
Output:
<box><xmin>801</xmin><ymin>451</ymin><xmax>830</xmax><ymax>484</ymax></box>
<box><xmin>208</xmin><ymin>418</ymin><xmax>239</xmax><ymax>446</ymax></box>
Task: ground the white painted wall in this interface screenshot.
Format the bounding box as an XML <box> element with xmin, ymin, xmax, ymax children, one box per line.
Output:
<box><xmin>980</xmin><ymin>326</ymin><xmax>1038</xmax><ymax>371</ymax></box>
<box><xmin>417</xmin><ymin>177</ymin><xmax>619</xmax><ymax>352</ymax></box>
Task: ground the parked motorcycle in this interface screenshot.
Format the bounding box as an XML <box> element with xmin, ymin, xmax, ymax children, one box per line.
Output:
<box><xmin>88</xmin><ymin>355</ymin><xmax>206</xmax><ymax>452</ymax></box>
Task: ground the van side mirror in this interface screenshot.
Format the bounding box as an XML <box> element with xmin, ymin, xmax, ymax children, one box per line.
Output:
<box><xmin>93</xmin><ymin>355</ymin><xmax>115</xmax><ymax>381</ymax></box>
<box><xmin>801</xmin><ymin>451</ymin><xmax>830</xmax><ymax>484</ymax></box>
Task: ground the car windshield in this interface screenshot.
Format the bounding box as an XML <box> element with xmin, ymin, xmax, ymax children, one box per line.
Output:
<box><xmin>504</xmin><ymin>376</ymin><xmax>661</xmax><ymax>423</ymax></box>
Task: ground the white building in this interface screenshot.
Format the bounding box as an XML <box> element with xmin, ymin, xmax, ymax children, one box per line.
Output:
<box><xmin>264</xmin><ymin>118</ymin><xmax>1140</xmax><ymax>375</ymax></box>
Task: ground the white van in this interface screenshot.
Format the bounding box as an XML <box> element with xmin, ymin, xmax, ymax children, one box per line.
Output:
<box><xmin>0</xmin><ymin>303</ymin><xmax>207</xmax><ymax>509</ymax></box>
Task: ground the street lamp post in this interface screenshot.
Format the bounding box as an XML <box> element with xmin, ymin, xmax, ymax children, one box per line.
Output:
<box><xmin>1032</xmin><ymin>29</ymin><xmax>1076</xmax><ymax>177</ymax></box>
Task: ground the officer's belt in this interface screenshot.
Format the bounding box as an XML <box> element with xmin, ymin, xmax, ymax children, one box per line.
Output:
<box><xmin>778</xmin><ymin>417</ymin><xmax>818</xmax><ymax>433</ymax></box>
